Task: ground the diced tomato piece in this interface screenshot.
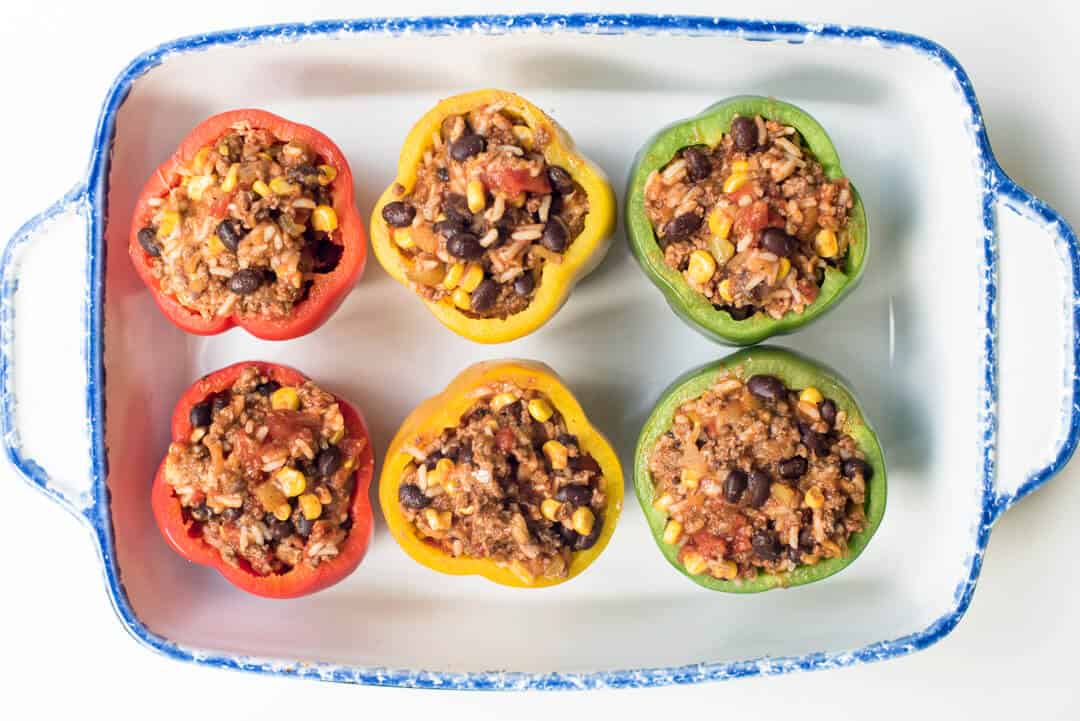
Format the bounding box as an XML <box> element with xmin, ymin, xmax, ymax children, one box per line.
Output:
<box><xmin>484</xmin><ymin>165</ymin><xmax>551</xmax><ymax>197</ymax></box>
<box><xmin>734</xmin><ymin>200</ymin><xmax>769</xmax><ymax>236</ymax></box>
<box><xmin>688</xmin><ymin>531</ymin><xmax>728</xmax><ymax>560</ymax></box>
<box><xmin>208</xmin><ymin>192</ymin><xmax>233</xmax><ymax>219</ymax></box>
<box><xmin>495</xmin><ymin>427</ymin><xmax>516</xmax><ymax>452</ymax></box>
<box><xmin>726</xmin><ymin>184</ymin><xmax>757</xmax><ymax>206</ymax></box>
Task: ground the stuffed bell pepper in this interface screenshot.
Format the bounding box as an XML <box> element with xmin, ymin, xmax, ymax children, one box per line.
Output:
<box><xmin>130</xmin><ymin>109</ymin><xmax>365</xmax><ymax>340</ymax></box>
<box><xmin>380</xmin><ymin>360</ymin><xmax>623</xmax><ymax>587</ymax></box>
<box><xmin>627</xmin><ymin>96</ymin><xmax>868</xmax><ymax>345</ymax></box>
<box><xmin>152</xmin><ymin>362</ymin><xmax>374</xmax><ymax>598</ymax></box>
<box><xmin>371</xmin><ymin>89</ymin><xmax>616</xmax><ymax>343</ymax></box>
<box><xmin>635</xmin><ymin>347</ymin><xmax>885</xmax><ymax>592</ymax></box>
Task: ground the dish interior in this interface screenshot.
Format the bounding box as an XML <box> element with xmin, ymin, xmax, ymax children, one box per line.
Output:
<box><xmin>102</xmin><ymin>29</ymin><xmax>986</xmax><ymax>673</ymax></box>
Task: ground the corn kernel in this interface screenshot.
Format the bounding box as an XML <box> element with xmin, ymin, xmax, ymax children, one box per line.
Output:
<box><xmin>662</xmin><ymin>519</ymin><xmax>683</xmax><ymax>545</ymax></box>
<box><xmin>815</xmin><ymin>228</ymin><xmax>839</xmax><ymax>258</ymax></box>
<box><xmin>208</xmin><ymin>234</ymin><xmax>226</xmax><ymax>256</ymax></box>
<box><xmin>527</xmin><ymin>398</ymin><xmax>554</xmax><ymax>423</ymax></box>
<box><xmin>424</xmin><ymin>508</ymin><xmax>452</xmax><ymax>531</ymax></box>
<box><xmin>466</xmin><ymin>179</ymin><xmax>486</xmax><ymax>213</ymax></box>
<box><xmin>252</xmin><ymin>180</ymin><xmax>271</xmax><ymax>198</ymax></box>
<box><xmin>192</xmin><ymin>147</ymin><xmax>211</xmax><ymax>173</ymax></box>
<box><xmin>427</xmin><ymin>458</ymin><xmax>454</xmax><ymax>487</ymax></box>
<box><xmin>393</xmin><ymin>228</ymin><xmax>414</xmax><ymax>249</ymax></box>
<box><xmin>254</xmin><ymin>481</ymin><xmax>287</xmax><ymax>514</ymax></box>
<box><xmin>653</xmin><ymin>493</ymin><xmax>675</xmax><ymax>513</ymax></box>
<box><xmin>511</xmin><ymin>125</ymin><xmax>534</xmax><ymax>148</ymax></box>
<box><xmin>157</xmin><ymin>210</ymin><xmax>180</xmax><ymax>239</ymax></box>
<box><xmin>272</xmin><ymin>503</ymin><xmax>292</xmax><ymax>522</ymax></box>
<box><xmin>682</xmin><ymin>551</ymin><xmax>708</xmax><ymax>575</ymax></box>
<box><xmin>460</xmin><ymin>263</ymin><xmax>484</xmax><ymax>293</ymax></box>
<box><xmin>821</xmin><ymin>539</ymin><xmax>842</xmax><ymax>557</ymax></box>
<box><xmin>771</xmin><ymin>483</ymin><xmax>796</xmax><ymax>506</ymax></box>
<box><xmin>312</xmin><ymin>205</ymin><xmax>338</xmax><ymax>232</ymax></box>
<box><xmin>275</xmin><ymin>467</ymin><xmax>307</xmax><ymax>498</ymax></box>
<box><xmin>271</xmin><ymin>387</ymin><xmax>300</xmax><ymax>411</ymax></box>
<box><xmin>452</xmin><ymin>288</ymin><xmax>472</xmax><ymax>310</ymax></box>
<box><xmin>510</xmin><ymin>193</ymin><xmax>526</xmax><ymax>208</ymax></box>
<box><xmin>680</xmin><ymin>468</ymin><xmax>702</xmax><ymax>489</ymax></box>
<box><xmin>442</xmin><ymin>262</ymin><xmax>465</xmax><ymax>290</ymax></box>
<box><xmin>805</xmin><ymin>486</ymin><xmax>825</xmax><ymax>510</ymax></box>
<box><xmin>712</xmin><ymin>560</ymin><xmax>739</xmax><ymax>580</ymax></box>
<box><xmin>329</xmin><ymin>427</ymin><xmax>345</xmax><ymax>445</ymax></box>
<box><xmin>708</xmin><ymin>207</ymin><xmax>733</xmax><ymax>240</ymax></box>
<box><xmin>718</xmin><ymin>278</ymin><xmax>734</xmax><ymax>302</ymax></box>
<box><xmin>777</xmin><ymin>257</ymin><xmax>791</xmax><ymax>281</ymax></box>
<box><xmin>571</xmin><ymin>507</ymin><xmax>595</xmax><ymax>536</ymax></box>
<box><xmin>269</xmin><ymin>177</ymin><xmax>298</xmax><ymax>196</ymax></box>
<box><xmin>541</xmin><ymin>498</ymin><xmax>562</xmax><ymax>522</ymax></box>
<box><xmin>800</xmin><ymin>386</ymin><xmax>824</xmax><ymax>405</ymax></box>
<box><xmin>187</xmin><ymin>174</ymin><xmax>216</xmax><ymax>202</ymax></box>
<box><xmin>730</xmin><ymin>159</ymin><xmax>750</xmax><ymax>174</ymax></box>
<box><xmin>298</xmin><ymin>493</ymin><xmax>323</xmax><ymax>521</ymax></box>
<box><xmin>317</xmin><ymin>164</ymin><xmax>337</xmax><ymax>186</ymax></box>
<box><xmin>723</xmin><ymin>172</ymin><xmax>749</xmax><ymax>194</ymax></box>
<box><xmin>220</xmin><ymin>163</ymin><xmax>239</xmax><ymax>193</ymax></box>
<box><xmin>490</xmin><ymin>392</ymin><xmax>518</xmax><ymax>412</ymax></box>
<box><xmin>542</xmin><ymin>440</ymin><xmax>569</xmax><ymax>470</ymax></box>
<box><xmin>687</xmin><ymin>249</ymin><xmax>717</xmax><ymax>285</ymax></box>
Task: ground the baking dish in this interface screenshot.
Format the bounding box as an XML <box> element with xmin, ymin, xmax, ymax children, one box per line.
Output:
<box><xmin>2</xmin><ymin>13</ymin><xmax>1077</xmax><ymax>690</ymax></box>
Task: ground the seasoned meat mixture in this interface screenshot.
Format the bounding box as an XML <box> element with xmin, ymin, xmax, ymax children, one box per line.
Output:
<box><xmin>163</xmin><ymin>366</ymin><xmax>365</xmax><ymax>575</ymax></box>
<box><xmin>381</xmin><ymin>103</ymin><xmax>590</xmax><ymax>319</ymax></box>
<box><xmin>397</xmin><ymin>384</ymin><xmax>606</xmax><ymax>583</ymax></box>
<box><xmin>137</xmin><ymin>123</ymin><xmax>343</xmax><ymax>320</ymax></box>
<box><xmin>647</xmin><ymin>369</ymin><xmax>872</xmax><ymax>581</ymax></box>
<box><xmin>644</xmin><ymin>114</ymin><xmax>855</xmax><ymax>320</ymax></box>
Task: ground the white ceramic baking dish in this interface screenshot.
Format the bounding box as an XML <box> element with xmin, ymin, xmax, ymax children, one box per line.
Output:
<box><xmin>2</xmin><ymin>14</ymin><xmax>1077</xmax><ymax>690</ymax></box>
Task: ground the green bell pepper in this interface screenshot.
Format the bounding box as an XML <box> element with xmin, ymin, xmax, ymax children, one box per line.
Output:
<box><xmin>633</xmin><ymin>346</ymin><xmax>886</xmax><ymax>592</ymax></box>
<box><xmin>626</xmin><ymin>96</ymin><xmax>869</xmax><ymax>345</ymax></box>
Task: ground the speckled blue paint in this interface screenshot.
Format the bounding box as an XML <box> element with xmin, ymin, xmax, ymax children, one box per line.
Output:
<box><xmin>1</xmin><ymin>13</ymin><xmax>1077</xmax><ymax>691</ymax></box>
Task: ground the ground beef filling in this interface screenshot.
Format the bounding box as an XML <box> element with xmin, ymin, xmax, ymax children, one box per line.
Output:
<box><xmin>644</xmin><ymin>114</ymin><xmax>855</xmax><ymax>320</ymax></box>
<box><xmin>647</xmin><ymin>369</ymin><xmax>872</xmax><ymax>581</ymax></box>
<box><xmin>397</xmin><ymin>385</ymin><xmax>606</xmax><ymax>583</ymax></box>
<box><xmin>381</xmin><ymin>103</ymin><xmax>590</xmax><ymax>319</ymax></box>
<box><xmin>163</xmin><ymin>366</ymin><xmax>364</xmax><ymax>576</ymax></box>
<box><xmin>137</xmin><ymin>123</ymin><xmax>343</xmax><ymax>320</ymax></box>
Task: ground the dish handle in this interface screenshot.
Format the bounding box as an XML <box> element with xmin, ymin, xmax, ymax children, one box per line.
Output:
<box><xmin>990</xmin><ymin>169</ymin><xmax>1080</xmax><ymax>521</ymax></box>
<box><xmin>1</xmin><ymin>184</ymin><xmax>100</xmax><ymax>523</ymax></box>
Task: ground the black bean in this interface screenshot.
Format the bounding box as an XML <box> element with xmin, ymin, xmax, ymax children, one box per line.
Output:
<box><xmin>211</xmin><ymin>394</ymin><xmax>230</xmax><ymax>414</ymax></box>
<box><xmin>381</xmin><ymin>201</ymin><xmax>416</xmax><ymax>228</ymax></box>
<box><xmin>317</xmin><ymin>446</ymin><xmax>343</xmax><ymax>478</ymax></box>
<box><xmin>541</xmin><ymin>218</ymin><xmax>568</xmax><ymax>252</ymax></box>
<box><xmin>189</xmin><ymin>504</ymin><xmax>211</xmax><ymax>522</ymax></box>
<box><xmin>221</xmin><ymin>507</ymin><xmax>242</xmax><ymax>522</ymax></box>
<box><xmin>513</xmin><ymin>272</ymin><xmax>535</xmax><ymax>297</ymax></box>
<box><xmin>731</xmin><ymin>116</ymin><xmax>758</xmax><ymax>152</ymax></box>
<box><xmin>398</xmin><ymin>483</ymin><xmax>430</xmax><ymax>509</ymax></box>
<box><xmin>842</xmin><ymin>458</ymin><xmax>873</xmax><ymax>481</ymax></box>
<box><xmin>724</xmin><ymin>469</ymin><xmax>748</xmax><ymax>503</ymax></box>
<box><xmin>269</xmin><ymin>519</ymin><xmax>293</xmax><ymax>541</ymax></box>
<box><xmin>798</xmin><ymin>525</ymin><xmax>815</xmax><ymax>550</ymax></box>
<box><xmin>189</xmin><ymin>401</ymin><xmax>212</xmax><ymax>428</ymax></box>
<box><xmin>434</xmin><ymin>219</ymin><xmax>465</xmax><ymax>238</ymax></box>
<box><xmin>778</xmin><ymin>456</ymin><xmax>808</xmax><ymax>479</ymax></box>
<box><xmin>547</xmin><ymin>165</ymin><xmax>575</xmax><ymax>195</ymax></box>
<box><xmin>214</xmin><ymin>219</ymin><xmax>244</xmax><ymax>252</ymax></box>
<box><xmin>751</xmin><ymin>532</ymin><xmax>781</xmax><ymax>561</ymax></box>
<box><xmin>227</xmin><ymin>268</ymin><xmax>266</xmax><ymax>295</ymax></box>
<box><xmin>470</xmin><ymin>278</ymin><xmax>499</xmax><ymax>313</ymax></box>
<box><xmin>800</xmin><ymin>426</ymin><xmax>831</xmax><ymax>457</ymax></box>
<box><xmin>819</xmin><ymin>399</ymin><xmax>837</xmax><ymax>427</ymax></box>
<box><xmin>570</xmin><ymin>454</ymin><xmax>602</xmax><ymax>474</ymax></box>
<box><xmin>725</xmin><ymin>305</ymin><xmax>756</xmax><ymax>321</ymax></box>
<box><xmin>761</xmin><ymin>228</ymin><xmax>796</xmax><ymax>258</ymax></box>
<box><xmin>446</xmin><ymin>232</ymin><xmax>483</xmax><ymax>260</ymax></box>
<box><xmin>747</xmin><ymin>374</ymin><xmax>786</xmax><ymax>401</ymax></box>
<box><xmin>815</xmin><ymin>266</ymin><xmax>826</xmax><ymax>286</ymax></box>
<box><xmin>340</xmin><ymin>516</ymin><xmax>353</xmax><ymax>531</ymax></box>
<box><xmin>294</xmin><ymin>515</ymin><xmax>314</xmax><ymax>537</ymax></box>
<box><xmin>684</xmin><ymin>146</ymin><xmax>712</xmax><ymax>181</ymax></box>
<box><xmin>312</xmin><ymin>238</ymin><xmax>343</xmax><ymax>273</ymax></box>
<box><xmin>255</xmin><ymin>380</ymin><xmax>280</xmax><ymax>396</ymax></box>
<box><xmin>436</xmin><ymin>166</ymin><xmax>449</xmax><ymax>182</ymax></box>
<box><xmin>137</xmin><ymin>227</ymin><xmax>161</xmax><ymax>257</ymax></box>
<box><xmin>444</xmin><ymin>194</ymin><xmax>473</xmax><ymax>225</ymax></box>
<box><xmin>573</xmin><ymin>517</ymin><xmax>602</xmax><ymax>551</ymax></box>
<box><xmin>748</xmin><ymin>469</ymin><xmax>772</xmax><ymax>508</ymax></box>
<box><xmin>556</xmin><ymin>434</ymin><xmax>578</xmax><ymax>448</ymax></box>
<box><xmin>286</xmin><ymin>164</ymin><xmax>319</xmax><ymax>187</ymax></box>
<box><xmin>555</xmin><ymin>485</ymin><xmax>593</xmax><ymax>506</ymax></box>
<box><xmin>450</xmin><ymin>133</ymin><xmax>486</xmax><ymax>161</ymax></box>
<box><xmin>660</xmin><ymin>213</ymin><xmax>702</xmax><ymax>243</ymax></box>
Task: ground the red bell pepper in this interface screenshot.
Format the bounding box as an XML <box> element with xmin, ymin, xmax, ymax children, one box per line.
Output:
<box><xmin>129</xmin><ymin>109</ymin><xmax>366</xmax><ymax>340</ymax></box>
<box><xmin>151</xmin><ymin>361</ymin><xmax>374</xmax><ymax>598</ymax></box>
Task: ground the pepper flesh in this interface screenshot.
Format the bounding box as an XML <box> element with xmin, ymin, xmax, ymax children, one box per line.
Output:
<box><xmin>633</xmin><ymin>346</ymin><xmax>886</xmax><ymax>592</ymax></box>
<box><xmin>371</xmin><ymin>89</ymin><xmax>617</xmax><ymax>344</ymax></box>
<box><xmin>626</xmin><ymin>96</ymin><xmax>869</xmax><ymax>345</ymax></box>
<box><xmin>379</xmin><ymin>359</ymin><xmax>623</xmax><ymax>587</ymax></box>
<box><xmin>151</xmin><ymin>361</ymin><xmax>374</xmax><ymax>598</ymax></box>
<box><xmin>129</xmin><ymin>109</ymin><xmax>366</xmax><ymax>340</ymax></box>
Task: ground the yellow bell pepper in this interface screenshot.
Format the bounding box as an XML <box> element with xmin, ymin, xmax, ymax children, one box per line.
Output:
<box><xmin>370</xmin><ymin>89</ymin><xmax>617</xmax><ymax>344</ymax></box>
<box><xmin>379</xmin><ymin>359</ymin><xmax>624</xmax><ymax>587</ymax></box>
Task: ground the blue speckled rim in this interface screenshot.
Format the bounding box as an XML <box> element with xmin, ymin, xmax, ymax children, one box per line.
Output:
<box><xmin>1</xmin><ymin>14</ymin><xmax>1077</xmax><ymax>690</ymax></box>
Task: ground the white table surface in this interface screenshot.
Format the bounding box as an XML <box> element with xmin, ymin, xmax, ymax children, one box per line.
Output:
<box><xmin>2</xmin><ymin>0</ymin><xmax>1076</xmax><ymax>717</ymax></box>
